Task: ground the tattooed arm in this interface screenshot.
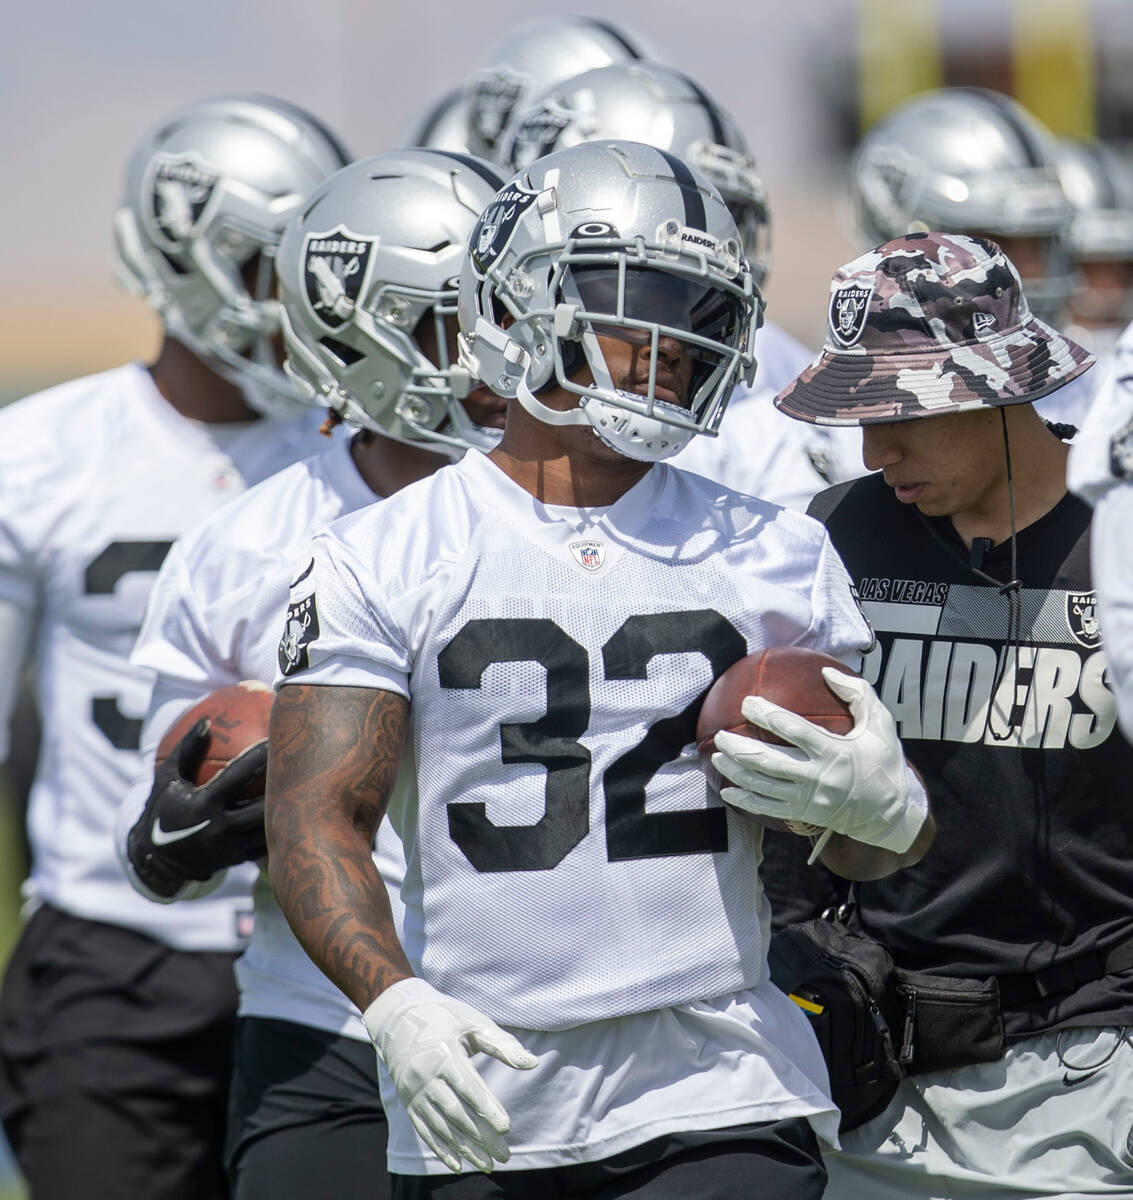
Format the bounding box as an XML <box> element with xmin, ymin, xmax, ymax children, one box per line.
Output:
<box><xmin>265</xmin><ymin>682</ymin><xmax>411</xmax><ymax>1012</ymax></box>
<box><xmin>266</xmin><ymin>681</ymin><xmax>537</xmax><ymax>1173</ymax></box>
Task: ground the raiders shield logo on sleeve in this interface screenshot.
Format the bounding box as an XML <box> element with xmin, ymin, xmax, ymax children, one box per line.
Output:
<box><xmin>148</xmin><ymin>155</ymin><xmax>219</xmax><ymax>245</ymax></box>
<box><xmin>278</xmin><ymin>594</ymin><xmax>320</xmax><ymax>676</ymax></box>
<box><xmin>470</xmin><ymin>184</ymin><xmax>538</xmax><ymax>277</ymax></box>
<box><xmin>828</xmin><ymin>282</ymin><xmax>874</xmax><ymax>348</ymax></box>
<box><xmin>303</xmin><ymin>226</ymin><xmax>375</xmax><ymax>331</ymax></box>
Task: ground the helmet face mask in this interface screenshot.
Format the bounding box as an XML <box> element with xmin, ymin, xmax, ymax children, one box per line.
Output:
<box><xmin>458</xmin><ymin>142</ymin><xmax>761</xmax><ymax>463</ymax></box>
<box><xmin>112</xmin><ymin>95</ymin><xmax>350</xmax><ymax>417</ymax></box>
<box><xmin>850</xmin><ymin>89</ymin><xmax>1075</xmax><ymax>322</ymax></box>
<box><xmin>277</xmin><ymin>150</ymin><xmax>510</xmax><ymax>457</ymax></box>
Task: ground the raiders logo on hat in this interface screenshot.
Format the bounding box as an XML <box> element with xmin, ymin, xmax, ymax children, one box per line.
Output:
<box><xmin>149</xmin><ymin>154</ymin><xmax>219</xmax><ymax>245</ymax></box>
<box><xmin>470</xmin><ymin>184</ymin><xmax>538</xmax><ymax>278</ymax></box>
<box><xmin>303</xmin><ymin>226</ymin><xmax>375</xmax><ymax>331</ymax></box>
<box><xmin>829</xmin><ymin>282</ymin><xmax>874</xmax><ymax>348</ymax></box>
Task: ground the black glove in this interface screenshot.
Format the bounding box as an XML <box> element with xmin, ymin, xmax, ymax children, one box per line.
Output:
<box><xmin>127</xmin><ymin>718</ymin><xmax>269</xmax><ymax>899</ymax></box>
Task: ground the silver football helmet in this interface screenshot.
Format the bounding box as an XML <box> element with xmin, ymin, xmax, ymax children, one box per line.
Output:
<box><xmin>502</xmin><ymin>62</ymin><xmax>771</xmax><ymax>288</ymax></box>
<box><xmin>113</xmin><ymin>94</ymin><xmax>350</xmax><ymax>417</ymax></box>
<box><xmin>277</xmin><ymin>149</ymin><xmax>509</xmax><ymax>454</ymax></box>
<box><xmin>464</xmin><ymin>17</ymin><xmax>649</xmax><ymax>162</ymax></box>
<box><xmin>458</xmin><ymin>141</ymin><xmax>761</xmax><ymax>463</ymax></box>
<box><xmin>851</xmin><ymin>88</ymin><xmax>1074</xmax><ymax>319</ymax></box>
<box><xmin>403</xmin><ymin>87</ymin><xmax>474</xmax><ymax>154</ymax></box>
<box><xmin>1056</xmin><ymin>136</ymin><xmax>1133</xmax><ymax>329</ymax></box>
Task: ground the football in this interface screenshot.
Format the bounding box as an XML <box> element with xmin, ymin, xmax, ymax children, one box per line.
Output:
<box><xmin>696</xmin><ymin>646</ymin><xmax>858</xmax><ymax>832</ymax></box>
<box><xmin>155</xmin><ymin>680</ymin><xmax>275</xmax><ymax>788</ymax></box>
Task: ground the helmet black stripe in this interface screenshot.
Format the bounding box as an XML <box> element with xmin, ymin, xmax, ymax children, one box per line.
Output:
<box><xmin>959</xmin><ymin>88</ymin><xmax>1047</xmax><ymax>168</ymax></box>
<box><xmin>243</xmin><ymin>93</ymin><xmax>352</xmax><ymax>167</ymax></box>
<box><xmin>579</xmin><ymin>17</ymin><xmax>644</xmax><ymax>59</ymax></box>
<box><xmin>674</xmin><ymin>70</ymin><xmax>726</xmax><ymax>145</ymax></box>
<box><xmin>656</xmin><ymin>147</ymin><xmax>706</xmax><ymax>232</ymax></box>
<box><xmin>1085</xmin><ymin>141</ymin><xmax>1120</xmax><ymax>209</ymax></box>
<box><xmin>415</xmin><ymin>89</ymin><xmax>461</xmax><ymax>147</ymax></box>
<box><xmin>418</xmin><ymin>149</ymin><xmax>508</xmax><ymax>191</ymax></box>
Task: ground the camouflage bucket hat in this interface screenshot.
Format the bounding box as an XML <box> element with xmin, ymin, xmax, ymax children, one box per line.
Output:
<box><xmin>774</xmin><ymin>232</ymin><xmax>1093</xmax><ymax>426</ymax></box>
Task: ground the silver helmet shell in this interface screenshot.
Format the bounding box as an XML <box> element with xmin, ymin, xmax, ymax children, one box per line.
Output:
<box><xmin>502</xmin><ymin>61</ymin><xmax>771</xmax><ymax>288</ymax></box>
<box><xmin>1056</xmin><ymin>136</ymin><xmax>1133</xmax><ymax>263</ymax></box>
<box><xmin>277</xmin><ymin>149</ymin><xmax>508</xmax><ymax>455</ymax></box>
<box><xmin>113</xmin><ymin>94</ymin><xmax>350</xmax><ymax>417</ymax></box>
<box><xmin>457</xmin><ymin>140</ymin><xmax>761</xmax><ymax>463</ymax></box>
<box><xmin>464</xmin><ymin>17</ymin><xmax>649</xmax><ymax>162</ymax></box>
<box><xmin>851</xmin><ymin>88</ymin><xmax>1074</xmax><ymax>319</ymax></box>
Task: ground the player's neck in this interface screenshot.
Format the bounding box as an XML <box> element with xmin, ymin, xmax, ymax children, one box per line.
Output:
<box><xmin>487</xmin><ymin>398</ymin><xmax>653</xmax><ymax>507</ymax></box>
<box><xmin>148</xmin><ymin>337</ymin><xmax>261</xmax><ymax>423</ymax></box>
<box><xmin>350</xmin><ymin>432</ymin><xmax>451</xmax><ymax>500</ymax></box>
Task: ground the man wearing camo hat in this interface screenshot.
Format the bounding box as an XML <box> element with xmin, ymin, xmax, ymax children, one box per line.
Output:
<box><xmin>749</xmin><ymin>232</ymin><xmax>1133</xmax><ymax>1197</ymax></box>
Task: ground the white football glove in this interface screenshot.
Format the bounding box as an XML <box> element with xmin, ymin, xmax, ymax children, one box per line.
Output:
<box><xmin>711</xmin><ymin>667</ymin><xmax>927</xmax><ymax>855</ymax></box>
<box><xmin>363</xmin><ymin>977</ymin><xmax>537</xmax><ymax>1174</ymax></box>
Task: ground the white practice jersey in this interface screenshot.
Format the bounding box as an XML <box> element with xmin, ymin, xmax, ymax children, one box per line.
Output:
<box><xmin>118</xmin><ymin>434</ymin><xmax>407</xmax><ymax>1016</ymax></box>
<box><xmin>1068</xmin><ymin>319</ymin><xmax>1133</xmax><ymax>741</ymax></box>
<box><xmin>0</xmin><ymin>363</ymin><xmax>319</xmax><ymax>949</ymax></box>
<box><xmin>278</xmin><ymin>450</ymin><xmax>872</xmax><ymax>1169</ymax></box>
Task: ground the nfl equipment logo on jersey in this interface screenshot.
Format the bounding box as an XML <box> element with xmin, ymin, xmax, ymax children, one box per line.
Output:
<box><xmin>149</xmin><ymin>155</ymin><xmax>219</xmax><ymax>245</ymax></box>
<box><xmin>303</xmin><ymin>226</ymin><xmax>374</xmax><ymax>330</ymax></box>
<box><xmin>278</xmin><ymin>594</ymin><xmax>320</xmax><ymax>676</ymax></box>
<box><xmin>829</xmin><ymin>283</ymin><xmax>873</xmax><ymax>347</ymax></box>
<box><xmin>569</xmin><ymin>540</ymin><xmax>605</xmax><ymax>571</ymax></box>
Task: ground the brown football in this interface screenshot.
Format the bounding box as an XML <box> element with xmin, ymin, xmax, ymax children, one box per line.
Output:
<box><xmin>696</xmin><ymin>646</ymin><xmax>858</xmax><ymax>832</ymax></box>
<box><xmin>155</xmin><ymin>681</ymin><xmax>275</xmax><ymax>789</ymax></box>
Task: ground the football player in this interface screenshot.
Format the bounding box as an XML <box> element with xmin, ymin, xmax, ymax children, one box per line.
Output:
<box><xmin>0</xmin><ymin>95</ymin><xmax>348</xmax><ymax>1198</ymax></box>
<box><xmin>462</xmin><ymin>17</ymin><xmax>649</xmax><ymax>162</ymax></box>
<box><xmin>1055</xmin><ymin>135</ymin><xmax>1133</xmax><ymax>367</ymax></box>
<box><xmin>849</xmin><ymin>87</ymin><xmax>1097</xmax><ymax>430</ymax></box>
<box><xmin>264</xmin><ymin>141</ymin><xmax>933</xmax><ymax>1197</ymax></box>
<box><xmin>114</xmin><ymin>149</ymin><xmax>510</xmax><ymax>1200</ymax></box>
<box><xmin>500</xmin><ymin>58</ymin><xmax>859</xmax><ymax>499</ymax></box>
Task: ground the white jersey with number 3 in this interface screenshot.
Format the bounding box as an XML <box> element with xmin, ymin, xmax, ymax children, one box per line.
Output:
<box><xmin>0</xmin><ymin>363</ymin><xmax>317</xmax><ymax>948</ymax></box>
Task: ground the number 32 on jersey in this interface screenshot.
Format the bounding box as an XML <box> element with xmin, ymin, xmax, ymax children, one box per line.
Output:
<box><xmin>438</xmin><ymin>610</ymin><xmax>745</xmax><ymax>873</ymax></box>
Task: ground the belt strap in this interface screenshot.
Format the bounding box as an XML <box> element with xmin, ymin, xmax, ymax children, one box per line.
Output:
<box><xmin>997</xmin><ymin>933</ymin><xmax>1133</xmax><ymax>1009</ymax></box>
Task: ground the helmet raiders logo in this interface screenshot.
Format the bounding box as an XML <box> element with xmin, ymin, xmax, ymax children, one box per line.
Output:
<box><xmin>303</xmin><ymin>226</ymin><xmax>375</xmax><ymax>331</ymax></box>
<box><xmin>1066</xmin><ymin>590</ymin><xmax>1101</xmax><ymax>649</ymax></box>
<box><xmin>1109</xmin><ymin>416</ymin><xmax>1133</xmax><ymax>481</ymax></box>
<box><xmin>149</xmin><ymin>154</ymin><xmax>219</xmax><ymax>245</ymax></box>
<box><xmin>470</xmin><ymin>69</ymin><xmax>524</xmax><ymax>148</ymax></box>
<box><xmin>510</xmin><ymin>95</ymin><xmax>574</xmax><ymax>169</ymax></box>
<box><xmin>278</xmin><ymin>593</ymin><xmax>320</xmax><ymax>676</ymax></box>
<box><xmin>829</xmin><ymin>282</ymin><xmax>874</xmax><ymax>348</ymax></box>
<box><xmin>568</xmin><ymin>539</ymin><xmax>606</xmax><ymax>572</ymax></box>
<box><xmin>470</xmin><ymin>185</ymin><xmax>538</xmax><ymax>278</ymax></box>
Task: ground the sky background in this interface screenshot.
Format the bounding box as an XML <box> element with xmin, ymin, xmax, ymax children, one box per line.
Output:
<box><xmin>0</xmin><ymin>0</ymin><xmax>1129</xmax><ymax>401</ymax></box>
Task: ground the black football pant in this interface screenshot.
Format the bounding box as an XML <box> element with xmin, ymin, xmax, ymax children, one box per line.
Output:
<box><xmin>0</xmin><ymin>904</ymin><xmax>238</xmax><ymax>1200</ymax></box>
<box><xmin>391</xmin><ymin>1115</ymin><xmax>827</xmax><ymax>1199</ymax></box>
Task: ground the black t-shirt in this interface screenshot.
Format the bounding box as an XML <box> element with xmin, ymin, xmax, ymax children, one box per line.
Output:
<box><xmin>761</xmin><ymin>472</ymin><xmax>1133</xmax><ymax>1039</ymax></box>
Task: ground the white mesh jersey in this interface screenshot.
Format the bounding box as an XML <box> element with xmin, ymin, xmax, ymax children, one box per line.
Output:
<box><xmin>280</xmin><ymin>449</ymin><xmax>873</xmax><ymax>1032</ymax></box>
<box><xmin>117</xmin><ymin>434</ymin><xmax>407</xmax><ymax>1019</ymax></box>
<box><xmin>0</xmin><ymin>362</ymin><xmax>319</xmax><ymax>948</ymax></box>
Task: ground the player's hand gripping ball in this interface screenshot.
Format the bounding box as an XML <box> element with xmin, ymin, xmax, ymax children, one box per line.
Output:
<box><xmin>696</xmin><ymin>647</ymin><xmax>856</xmax><ymax>835</ymax></box>
<box><xmin>155</xmin><ymin>680</ymin><xmax>275</xmax><ymax>793</ymax></box>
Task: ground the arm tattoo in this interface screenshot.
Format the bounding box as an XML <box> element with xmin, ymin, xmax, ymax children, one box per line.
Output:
<box><xmin>266</xmin><ymin>684</ymin><xmax>412</xmax><ymax>1012</ymax></box>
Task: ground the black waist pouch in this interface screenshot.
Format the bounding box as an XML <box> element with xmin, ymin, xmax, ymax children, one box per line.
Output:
<box><xmin>769</xmin><ymin>918</ymin><xmax>1007</xmax><ymax>1132</ymax></box>
<box><xmin>893</xmin><ymin>968</ymin><xmax>1003</xmax><ymax>1075</ymax></box>
<box><xmin>768</xmin><ymin>917</ymin><xmax>904</xmax><ymax>1132</ymax></box>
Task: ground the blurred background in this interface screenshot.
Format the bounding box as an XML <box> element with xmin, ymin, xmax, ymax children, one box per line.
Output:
<box><xmin>0</xmin><ymin>0</ymin><xmax>1128</xmax><ymax>1192</ymax></box>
